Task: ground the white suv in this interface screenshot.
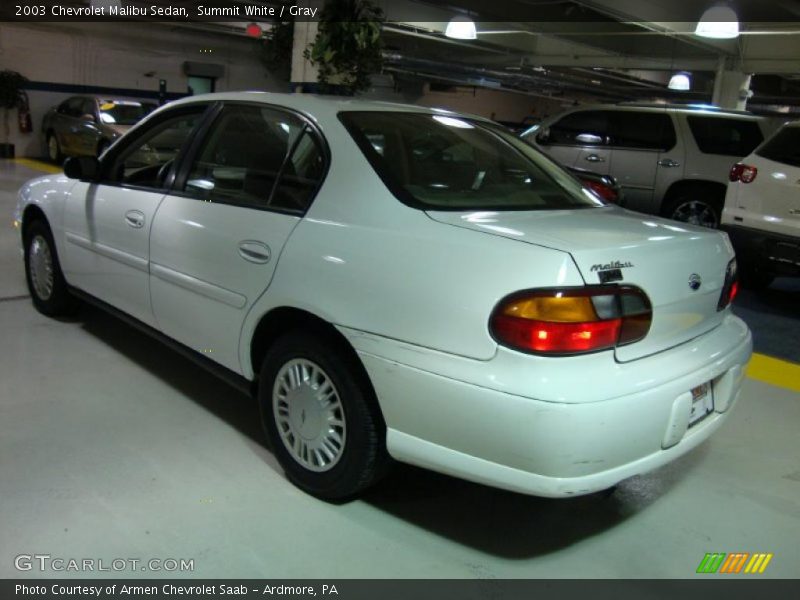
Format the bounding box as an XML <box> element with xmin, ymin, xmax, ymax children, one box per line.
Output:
<box><xmin>522</xmin><ymin>104</ymin><xmax>770</xmax><ymax>228</ymax></box>
<box><xmin>721</xmin><ymin>120</ymin><xmax>800</xmax><ymax>288</ymax></box>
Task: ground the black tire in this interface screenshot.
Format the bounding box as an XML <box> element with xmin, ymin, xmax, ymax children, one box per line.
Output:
<box><xmin>258</xmin><ymin>330</ymin><xmax>389</xmax><ymax>501</ymax></box>
<box><xmin>663</xmin><ymin>192</ymin><xmax>722</xmax><ymax>229</ymax></box>
<box><xmin>739</xmin><ymin>263</ymin><xmax>774</xmax><ymax>290</ymax></box>
<box><xmin>23</xmin><ymin>220</ymin><xmax>76</xmax><ymax>316</ymax></box>
<box><xmin>46</xmin><ymin>132</ymin><xmax>62</xmax><ymax>164</ymax></box>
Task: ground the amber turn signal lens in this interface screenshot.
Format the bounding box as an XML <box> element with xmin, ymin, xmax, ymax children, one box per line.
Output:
<box><xmin>490</xmin><ymin>286</ymin><xmax>652</xmax><ymax>355</ymax></box>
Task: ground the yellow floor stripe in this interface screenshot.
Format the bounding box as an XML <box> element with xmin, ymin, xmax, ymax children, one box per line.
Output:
<box><xmin>747</xmin><ymin>353</ymin><xmax>800</xmax><ymax>393</ymax></box>
<box><xmin>13</xmin><ymin>158</ymin><xmax>62</xmax><ymax>174</ymax></box>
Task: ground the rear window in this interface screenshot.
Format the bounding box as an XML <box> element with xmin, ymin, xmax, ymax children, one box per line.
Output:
<box><xmin>686</xmin><ymin>116</ymin><xmax>763</xmax><ymax>156</ymax></box>
<box><xmin>339</xmin><ymin>111</ymin><xmax>605</xmax><ymax>211</ymax></box>
<box><xmin>756</xmin><ymin>126</ymin><xmax>800</xmax><ymax>167</ymax></box>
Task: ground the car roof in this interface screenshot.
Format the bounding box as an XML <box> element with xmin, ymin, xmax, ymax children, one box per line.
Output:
<box><xmin>162</xmin><ymin>91</ymin><xmax>491</xmax><ymax>125</ymax></box>
<box><xmin>562</xmin><ymin>102</ymin><xmax>762</xmax><ymax>120</ymax></box>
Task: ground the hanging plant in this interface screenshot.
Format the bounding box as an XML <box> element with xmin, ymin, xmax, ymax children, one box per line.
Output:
<box><xmin>304</xmin><ymin>0</ymin><xmax>384</xmax><ymax>95</ymax></box>
<box><xmin>261</xmin><ymin>20</ymin><xmax>295</xmax><ymax>76</ymax></box>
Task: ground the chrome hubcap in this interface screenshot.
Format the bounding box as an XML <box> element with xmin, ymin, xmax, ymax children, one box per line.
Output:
<box><xmin>672</xmin><ymin>200</ymin><xmax>717</xmax><ymax>228</ymax></box>
<box><xmin>48</xmin><ymin>136</ymin><xmax>58</xmax><ymax>161</ymax></box>
<box><xmin>273</xmin><ymin>358</ymin><xmax>346</xmax><ymax>473</ymax></box>
<box><xmin>29</xmin><ymin>235</ymin><xmax>54</xmax><ymax>301</ymax></box>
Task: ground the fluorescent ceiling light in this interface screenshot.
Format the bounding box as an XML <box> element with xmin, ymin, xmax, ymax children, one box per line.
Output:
<box><xmin>445</xmin><ymin>17</ymin><xmax>477</xmax><ymax>40</ymax></box>
<box><xmin>668</xmin><ymin>72</ymin><xmax>691</xmax><ymax>90</ymax></box>
<box><xmin>695</xmin><ymin>5</ymin><xmax>740</xmax><ymax>39</ymax></box>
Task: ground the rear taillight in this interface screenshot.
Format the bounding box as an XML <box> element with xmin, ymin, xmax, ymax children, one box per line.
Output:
<box><xmin>717</xmin><ymin>259</ymin><xmax>738</xmax><ymax>311</ymax></box>
<box><xmin>729</xmin><ymin>163</ymin><xmax>758</xmax><ymax>184</ymax></box>
<box><xmin>490</xmin><ymin>286</ymin><xmax>652</xmax><ymax>355</ymax></box>
<box><xmin>583</xmin><ymin>179</ymin><xmax>618</xmax><ymax>203</ymax></box>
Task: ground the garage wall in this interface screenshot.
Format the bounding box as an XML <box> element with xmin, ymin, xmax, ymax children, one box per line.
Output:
<box><xmin>0</xmin><ymin>23</ymin><xmax>282</xmax><ymax>157</ymax></box>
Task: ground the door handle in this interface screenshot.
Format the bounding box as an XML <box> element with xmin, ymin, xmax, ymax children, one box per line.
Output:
<box><xmin>124</xmin><ymin>210</ymin><xmax>145</xmax><ymax>229</ymax></box>
<box><xmin>238</xmin><ymin>241</ymin><xmax>271</xmax><ymax>264</ymax></box>
<box><xmin>658</xmin><ymin>158</ymin><xmax>681</xmax><ymax>168</ymax></box>
<box><xmin>585</xmin><ymin>154</ymin><xmax>605</xmax><ymax>163</ymax></box>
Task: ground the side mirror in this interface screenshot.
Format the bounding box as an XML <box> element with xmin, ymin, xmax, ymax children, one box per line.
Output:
<box><xmin>63</xmin><ymin>156</ymin><xmax>100</xmax><ymax>181</ymax></box>
<box><xmin>80</xmin><ymin>113</ymin><xmax>96</xmax><ymax>123</ymax></box>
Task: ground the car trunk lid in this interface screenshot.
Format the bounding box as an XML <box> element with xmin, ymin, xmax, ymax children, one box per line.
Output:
<box><xmin>427</xmin><ymin>206</ymin><xmax>733</xmax><ymax>361</ymax></box>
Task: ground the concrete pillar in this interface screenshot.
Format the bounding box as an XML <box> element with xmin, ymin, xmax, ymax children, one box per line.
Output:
<box><xmin>712</xmin><ymin>57</ymin><xmax>752</xmax><ymax>110</ymax></box>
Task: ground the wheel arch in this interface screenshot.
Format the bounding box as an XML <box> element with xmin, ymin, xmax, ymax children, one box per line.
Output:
<box><xmin>248</xmin><ymin>307</ymin><xmax>381</xmax><ymax>416</ymax></box>
<box><xmin>661</xmin><ymin>179</ymin><xmax>727</xmax><ymax>215</ymax></box>
<box><xmin>21</xmin><ymin>205</ymin><xmax>49</xmax><ymax>241</ymax></box>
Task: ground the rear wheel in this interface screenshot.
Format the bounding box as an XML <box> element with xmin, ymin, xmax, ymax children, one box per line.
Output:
<box><xmin>23</xmin><ymin>220</ymin><xmax>75</xmax><ymax>316</ymax></box>
<box><xmin>258</xmin><ymin>330</ymin><xmax>389</xmax><ymax>501</ymax></box>
<box><xmin>664</xmin><ymin>192</ymin><xmax>722</xmax><ymax>228</ymax></box>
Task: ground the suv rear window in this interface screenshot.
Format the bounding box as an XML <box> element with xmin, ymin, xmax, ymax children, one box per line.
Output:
<box><xmin>756</xmin><ymin>126</ymin><xmax>800</xmax><ymax>167</ymax></box>
<box><xmin>340</xmin><ymin>111</ymin><xmax>605</xmax><ymax>211</ymax></box>
<box><xmin>686</xmin><ymin>116</ymin><xmax>763</xmax><ymax>156</ymax></box>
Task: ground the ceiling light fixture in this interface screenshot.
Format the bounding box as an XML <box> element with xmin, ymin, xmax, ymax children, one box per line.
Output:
<box><xmin>695</xmin><ymin>5</ymin><xmax>740</xmax><ymax>39</ymax></box>
<box><xmin>668</xmin><ymin>72</ymin><xmax>692</xmax><ymax>90</ymax></box>
<box><xmin>445</xmin><ymin>16</ymin><xmax>477</xmax><ymax>40</ymax></box>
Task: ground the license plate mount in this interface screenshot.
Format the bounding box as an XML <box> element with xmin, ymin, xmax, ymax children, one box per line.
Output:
<box><xmin>689</xmin><ymin>382</ymin><xmax>714</xmax><ymax>426</ymax></box>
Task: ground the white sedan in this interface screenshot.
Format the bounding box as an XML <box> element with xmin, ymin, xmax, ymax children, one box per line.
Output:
<box><xmin>15</xmin><ymin>93</ymin><xmax>752</xmax><ymax>500</ymax></box>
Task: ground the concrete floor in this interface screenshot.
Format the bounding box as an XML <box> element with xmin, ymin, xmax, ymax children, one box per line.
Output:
<box><xmin>1</xmin><ymin>160</ymin><xmax>798</xmax><ymax>579</ymax></box>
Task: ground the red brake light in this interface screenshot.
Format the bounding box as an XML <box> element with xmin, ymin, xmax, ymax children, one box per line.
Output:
<box><xmin>490</xmin><ymin>286</ymin><xmax>652</xmax><ymax>355</ymax></box>
<box><xmin>583</xmin><ymin>179</ymin><xmax>618</xmax><ymax>203</ymax></box>
<box><xmin>718</xmin><ymin>259</ymin><xmax>738</xmax><ymax>310</ymax></box>
<box><xmin>729</xmin><ymin>163</ymin><xmax>757</xmax><ymax>184</ymax></box>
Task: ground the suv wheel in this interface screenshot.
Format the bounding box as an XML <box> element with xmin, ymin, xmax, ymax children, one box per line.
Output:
<box><xmin>667</xmin><ymin>197</ymin><xmax>721</xmax><ymax>228</ymax></box>
<box><xmin>258</xmin><ymin>330</ymin><xmax>389</xmax><ymax>501</ymax></box>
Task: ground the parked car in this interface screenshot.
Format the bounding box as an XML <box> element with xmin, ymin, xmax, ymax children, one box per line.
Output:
<box><xmin>42</xmin><ymin>96</ymin><xmax>156</xmax><ymax>162</ymax></box>
<box><xmin>16</xmin><ymin>93</ymin><xmax>751</xmax><ymax>501</ymax></box>
<box><xmin>721</xmin><ymin>120</ymin><xmax>800</xmax><ymax>289</ymax></box>
<box><xmin>521</xmin><ymin>103</ymin><xmax>771</xmax><ymax>228</ymax></box>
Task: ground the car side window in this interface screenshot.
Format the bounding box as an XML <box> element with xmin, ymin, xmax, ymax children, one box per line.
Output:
<box><xmin>62</xmin><ymin>98</ymin><xmax>84</xmax><ymax>118</ymax></box>
<box><xmin>183</xmin><ymin>104</ymin><xmax>311</xmax><ymax>210</ymax></box>
<box><xmin>544</xmin><ymin>111</ymin><xmax>609</xmax><ymax>145</ymax></box>
<box><xmin>105</xmin><ymin>110</ymin><xmax>204</xmax><ymax>190</ymax></box>
<box><xmin>81</xmin><ymin>98</ymin><xmax>97</xmax><ymax>120</ymax></box>
<box><xmin>269</xmin><ymin>129</ymin><xmax>326</xmax><ymax>212</ymax></box>
<box><xmin>609</xmin><ymin>112</ymin><xmax>676</xmax><ymax>151</ymax></box>
<box><xmin>686</xmin><ymin>116</ymin><xmax>764</xmax><ymax>156</ymax></box>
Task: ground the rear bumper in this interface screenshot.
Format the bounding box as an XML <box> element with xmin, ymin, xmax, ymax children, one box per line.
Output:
<box><xmin>722</xmin><ymin>224</ymin><xmax>800</xmax><ymax>276</ymax></box>
<box><xmin>344</xmin><ymin>315</ymin><xmax>752</xmax><ymax>497</ymax></box>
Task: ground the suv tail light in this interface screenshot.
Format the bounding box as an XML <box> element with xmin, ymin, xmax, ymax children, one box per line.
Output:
<box><xmin>490</xmin><ymin>286</ymin><xmax>652</xmax><ymax>355</ymax></box>
<box><xmin>729</xmin><ymin>163</ymin><xmax>758</xmax><ymax>184</ymax></box>
<box><xmin>717</xmin><ymin>258</ymin><xmax>739</xmax><ymax>311</ymax></box>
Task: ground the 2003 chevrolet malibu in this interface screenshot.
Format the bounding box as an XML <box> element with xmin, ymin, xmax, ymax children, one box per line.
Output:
<box><xmin>16</xmin><ymin>93</ymin><xmax>752</xmax><ymax>500</ymax></box>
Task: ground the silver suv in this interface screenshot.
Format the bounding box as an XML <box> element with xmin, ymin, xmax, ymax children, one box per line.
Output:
<box><xmin>522</xmin><ymin>103</ymin><xmax>770</xmax><ymax>228</ymax></box>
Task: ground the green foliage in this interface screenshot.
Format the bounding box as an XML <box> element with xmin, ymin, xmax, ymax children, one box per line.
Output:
<box><xmin>304</xmin><ymin>0</ymin><xmax>384</xmax><ymax>95</ymax></box>
<box><xmin>0</xmin><ymin>70</ymin><xmax>28</xmax><ymax>110</ymax></box>
<box><xmin>261</xmin><ymin>21</ymin><xmax>295</xmax><ymax>75</ymax></box>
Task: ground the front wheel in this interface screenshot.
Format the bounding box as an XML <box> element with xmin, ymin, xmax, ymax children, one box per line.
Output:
<box><xmin>258</xmin><ymin>331</ymin><xmax>389</xmax><ymax>501</ymax></box>
<box><xmin>23</xmin><ymin>220</ymin><xmax>75</xmax><ymax>316</ymax></box>
<box><xmin>47</xmin><ymin>133</ymin><xmax>62</xmax><ymax>164</ymax></box>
